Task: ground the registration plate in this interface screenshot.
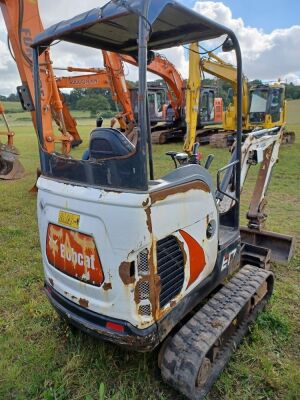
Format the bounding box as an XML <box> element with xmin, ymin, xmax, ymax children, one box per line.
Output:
<box><xmin>58</xmin><ymin>210</ymin><xmax>80</xmax><ymax>229</ymax></box>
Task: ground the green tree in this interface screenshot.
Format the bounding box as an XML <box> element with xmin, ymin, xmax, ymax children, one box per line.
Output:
<box><xmin>76</xmin><ymin>94</ymin><xmax>110</xmax><ymax>117</ymax></box>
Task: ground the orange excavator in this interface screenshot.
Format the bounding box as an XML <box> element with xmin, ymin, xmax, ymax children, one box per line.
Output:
<box><xmin>57</xmin><ymin>50</ymin><xmax>223</xmax><ymax>144</ymax></box>
<box><xmin>56</xmin><ymin>50</ymin><xmax>135</xmax><ymax>133</ymax></box>
<box><xmin>122</xmin><ymin>52</ymin><xmax>223</xmax><ymax>144</ymax></box>
<box><xmin>0</xmin><ymin>101</ymin><xmax>25</xmax><ymax>179</ymax></box>
<box><xmin>0</xmin><ymin>0</ymin><xmax>83</xmax><ymax>175</ymax></box>
<box><xmin>0</xmin><ymin>0</ymin><xmax>222</xmax><ymax>158</ymax></box>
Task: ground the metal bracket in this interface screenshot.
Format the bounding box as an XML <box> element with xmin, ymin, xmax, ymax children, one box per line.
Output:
<box><xmin>17</xmin><ymin>85</ymin><xmax>35</xmax><ymax>112</ymax></box>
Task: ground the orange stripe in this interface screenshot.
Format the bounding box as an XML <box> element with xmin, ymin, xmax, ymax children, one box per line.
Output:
<box><xmin>179</xmin><ymin>229</ymin><xmax>206</xmax><ymax>288</ymax></box>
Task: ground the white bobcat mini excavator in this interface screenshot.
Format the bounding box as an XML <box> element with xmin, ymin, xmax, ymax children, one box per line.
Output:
<box><xmin>31</xmin><ymin>1</ymin><xmax>294</xmax><ymax>398</ymax></box>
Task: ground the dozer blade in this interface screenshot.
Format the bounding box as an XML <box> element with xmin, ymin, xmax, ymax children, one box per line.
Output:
<box><xmin>240</xmin><ymin>226</ymin><xmax>295</xmax><ymax>265</ymax></box>
<box><xmin>0</xmin><ymin>143</ymin><xmax>25</xmax><ymax>180</ymax></box>
<box><xmin>160</xmin><ymin>265</ymin><xmax>274</xmax><ymax>400</ymax></box>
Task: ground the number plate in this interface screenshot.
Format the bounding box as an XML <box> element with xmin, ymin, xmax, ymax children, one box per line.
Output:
<box><xmin>58</xmin><ymin>210</ymin><xmax>80</xmax><ymax>229</ymax></box>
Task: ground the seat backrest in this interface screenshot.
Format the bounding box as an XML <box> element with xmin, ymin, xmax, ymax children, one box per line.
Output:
<box><xmin>89</xmin><ymin>128</ymin><xmax>135</xmax><ymax>160</ymax></box>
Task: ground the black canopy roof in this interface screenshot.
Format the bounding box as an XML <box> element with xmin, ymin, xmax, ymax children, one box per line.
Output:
<box><xmin>32</xmin><ymin>0</ymin><xmax>233</xmax><ymax>55</ymax></box>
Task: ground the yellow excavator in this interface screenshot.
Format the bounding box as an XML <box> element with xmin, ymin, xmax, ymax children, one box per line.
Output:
<box><xmin>199</xmin><ymin>49</ymin><xmax>295</xmax><ymax>147</ymax></box>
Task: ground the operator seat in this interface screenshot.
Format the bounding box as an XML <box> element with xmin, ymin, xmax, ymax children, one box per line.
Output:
<box><xmin>88</xmin><ymin>128</ymin><xmax>135</xmax><ymax>160</ymax></box>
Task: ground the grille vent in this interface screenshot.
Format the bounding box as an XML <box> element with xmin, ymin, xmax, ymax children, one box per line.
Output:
<box><xmin>137</xmin><ymin>249</ymin><xmax>149</xmax><ymax>275</ymax></box>
<box><xmin>137</xmin><ymin>281</ymin><xmax>150</xmax><ymax>301</ymax></box>
<box><xmin>138</xmin><ymin>304</ymin><xmax>151</xmax><ymax>316</ymax></box>
<box><xmin>157</xmin><ymin>236</ymin><xmax>184</xmax><ymax>308</ymax></box>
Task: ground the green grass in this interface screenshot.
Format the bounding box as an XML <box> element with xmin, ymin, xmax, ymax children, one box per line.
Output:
<box><xmin>0</xmin><ymin>101</ymin><xmax>300</xmax><ymax>400</ymax></box>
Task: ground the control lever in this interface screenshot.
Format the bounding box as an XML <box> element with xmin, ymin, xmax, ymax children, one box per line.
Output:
<box><xmin>175</xmin><ymin>152</ymin><xmax>189</xmax><ymax>166</ymax></box>
<box><xmin>189</xmin><ymin>142</ymin><xmax>200</xmax><ymax>164</ymax></box>
<box><xmin>204</xmin><ymin>154</ymin><xmax>214</xmax><ymax>169</ymax></box>
<box><xmin>166</xmin><ymin>151</ymin><xmax>178</xmax><ymax>168</ymax></box>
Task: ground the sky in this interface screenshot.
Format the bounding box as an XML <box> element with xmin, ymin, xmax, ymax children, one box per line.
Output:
<box><xmin>184</xmin><ymin>0</ymin><xmax>300</xmax><ymax>32</ymax></box>
<box><xmin>0</xmin><ymin>0</ymin><xmax>300</xmax><ymax>95</ymax></box>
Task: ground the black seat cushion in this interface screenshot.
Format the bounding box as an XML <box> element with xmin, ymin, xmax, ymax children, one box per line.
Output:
<box><xmin>89</xmin><ymin>128</ymin><xmax>135</xmax><ymax>160</ymax></box>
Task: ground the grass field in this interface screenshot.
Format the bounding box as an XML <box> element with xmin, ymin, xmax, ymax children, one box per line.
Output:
<box><xmin>0</xmin><ymin>100</ymin><xmax>299</xmax><ymax>400</ymax></box>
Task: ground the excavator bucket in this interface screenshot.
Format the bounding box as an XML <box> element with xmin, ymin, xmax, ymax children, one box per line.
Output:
<box><xmin>0</xmin><ymin>143</ymin><xmax>25</xmax><ymax>180</ymax></box>
<box><xmin>240</xmin><ymin>226</ymin><xmax>295</xmax><ymax>265</ymax></box>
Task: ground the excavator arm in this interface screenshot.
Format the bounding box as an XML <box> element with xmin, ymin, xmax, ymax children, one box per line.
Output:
<box><xmin>183</xmin><ymin>43</ymin><xmax>201</xmax><ymax>153</ymax></box>
<box><xmin>56</xmin><ymin>57</ymin><xmax>135</xmax><ymax>131</ymax></box>
<box><xmin>200</xmin><ymin>51</ymin><xmax>249</xmax><ymax>130</ymax></box>
<box><xmin>121</xmin><ymin>53</ymin><xmax>185</xmax><ymax>117</ymax></box>
<box><xmin>0</xmin><ymin>0</ymin><xmax>82</xmax><ymax>155</ymax></box>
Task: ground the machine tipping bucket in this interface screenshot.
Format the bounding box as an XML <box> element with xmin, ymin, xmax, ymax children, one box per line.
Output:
<box><xmin>240</xmin><ymin>226</ymin><xmax>295</xmax><ymax>265</ymax></box>
<box><xmin>0</xmin><ymin>143</ymin><xmax>25</xmax><ymax>180</ymax></box>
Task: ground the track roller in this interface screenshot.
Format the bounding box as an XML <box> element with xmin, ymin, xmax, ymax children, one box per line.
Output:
<box><xmin>160</xmin><ymin>265</ymin><xmax>274</xmax><ymax>399</ymax></box>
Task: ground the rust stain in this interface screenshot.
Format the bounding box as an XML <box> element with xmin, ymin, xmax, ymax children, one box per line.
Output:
<box><xmin>79</xmin><ymin>298</ymin><xmax>89</xmax><ymax>308</ymax></box>
<box><xmin>170</xmin><ymin>300</ymin><xmax>176</xmax><ymax>308</ymax></box>
<box><xmin>119</xmin><ymin>261</ymin><xmax>135</xmax><ymax>285</ymax></box>
<box><xmin>103</xmin><ymin>282</ymin><xmax>112</xmax><ymax>291</ymax></box>
<box><xmin>145</xmin><ymin>206</ymin><xmax>153</xmax><ymax>234</ymax></box>
<box><xmin>49</xmin><ymin>278</ymin><xmax>54</xmax><ymax>287</ymax></box>
<box><xmin>103</xmin><ymin>188</ymin><xmax>122</xmax><ymax>194</ymax></box>
<box><xmin>148</xmin><ymin>242</ymin><xmax>161</xmax><ymax>317</ymax></box>
<box><xmin>142</xmin><ymin>198</ymin><xmax>150</xmax><ymax>207</ymax></box>
<box><xmin>150</xmin><ymin>181</ymin><xmax>210</xmax><ymax>204</ymax></box>
<box><xmin>177</xmin><ymin>239</ymin><xmax>187</xmax><ymax>266</ymax></box>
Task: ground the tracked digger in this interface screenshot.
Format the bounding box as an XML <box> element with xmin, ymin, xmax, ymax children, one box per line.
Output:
<box><xmin>30</xmin><ymin>1</ymin><xmax>294</xmax><ymax>399</ymax></box>
<box><xmin>56</xmin><ymin>50</ymin><xmax>223</xmax><ymax>143</ymax></box>
<box><xmin>199</xmin><ymin>50</ymin><xmax>295</xmax><ymax>147</ymax></box>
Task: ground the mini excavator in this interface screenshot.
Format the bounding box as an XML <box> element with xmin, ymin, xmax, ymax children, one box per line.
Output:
<box><xmin>30</xmin><ymin>1</ymin><xmax>294</xmax><ymax>399</ymax></box>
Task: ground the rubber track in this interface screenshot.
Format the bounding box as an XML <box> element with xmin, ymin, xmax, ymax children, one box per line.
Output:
<box><xmin>151</xmin><ymin>130</ymin><xmax>167</xmax><ymax>144</ymax></box>
<box><xmin>161</xmin><ymin>265</ymin><xmax>274</xmax><ymax>399</ymax></box>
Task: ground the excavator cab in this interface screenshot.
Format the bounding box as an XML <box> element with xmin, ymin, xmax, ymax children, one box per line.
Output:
<box><xmin>249</xmin><ymin>84</ymin><xmax>285</xmax><ymax>127</ymax></box>
<box><xmin>30</xmin><ymin>1</ymin><xmax>291</xmax><ymax>398</ymax></box>
<box><xmin>130</xmin><ymin>85</ymin><xmax>167</xmax><ymax>124</ymax></box>
<box><xmin>198</xmin><ymin>87</ymin><xmax>217</xmax><ymax>126</ymax></box>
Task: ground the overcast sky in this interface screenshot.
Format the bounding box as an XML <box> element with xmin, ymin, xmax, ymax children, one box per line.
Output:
<box><xmin>0</xmin><ymin>0</ymin><xmax>299</xmax><ymax>95</ymax></box>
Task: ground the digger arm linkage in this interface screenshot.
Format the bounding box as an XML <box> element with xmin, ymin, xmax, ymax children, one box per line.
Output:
<box><xmin>220</xmin><ymin>126</ymin><xmax>284</xmax><ymax>230</ymax></box>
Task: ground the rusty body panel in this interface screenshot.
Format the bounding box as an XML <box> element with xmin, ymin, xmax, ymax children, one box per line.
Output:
<box><xmin>150</xmin><ymin>180</ymin><xmax>210</xmax><ymax>204</ymax></box>
<box><xmin>38</xmin><ymin>166</ymin><xmax>218</xmax><ymax>340</ymax></box>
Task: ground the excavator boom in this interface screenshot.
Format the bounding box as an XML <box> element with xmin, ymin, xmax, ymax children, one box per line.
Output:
<box><xmin>0</xmin><ymin>0</ymin><xmax>82</xmax><ymax>158</ymax></box>
<box><xmin>121</xmin><ymin>53</ymin><xmax>184</xmax><ymax>116</ymax></box>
